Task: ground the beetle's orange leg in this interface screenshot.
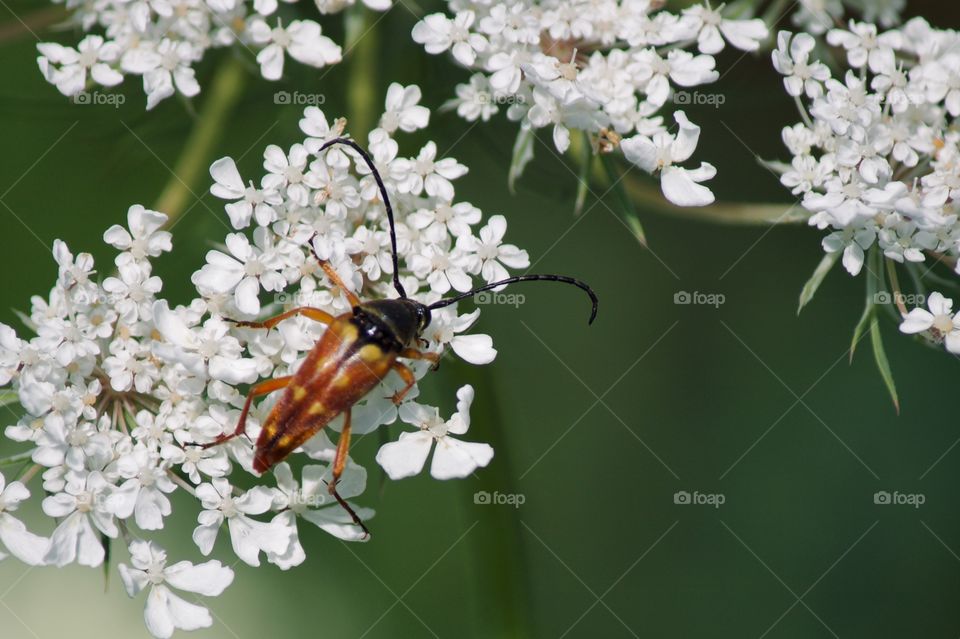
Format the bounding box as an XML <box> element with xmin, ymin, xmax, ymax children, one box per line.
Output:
<box><xmin>319</xmin><ymin>261</ymin><xmax>361</xmax><ymax>307</ymax></box>
<box><xmin>329</xmin><ymin>409</ymin><xmax>352</xmax><ymax>492</ymax></box>
<box><xmin>306</xmin><ymin>238</ymin><xmax>362</xmax><ymax>307</ymax></box>
<box><xmin>230</xmin><ymin>307</ymin><xmax>334</xmax><ymax>330</ymax></box>
<box><xmin>324</xmin><ymin>408</ymin><xmax>370</xmax><ymax>538</ymax></box>
<box><xmin>201</xmin><ymin>376</ymin><xmax>292</xmax><ymax>448</ymax></box>
<box><xmin>389</xmin><ymin>362</ymin><xmax>417</xmax><ymax>405</ymax></box>
<box><xmin>400</xmin><ymin>347</ymin><xmax>441</xmax><ymax>371</ymax></box>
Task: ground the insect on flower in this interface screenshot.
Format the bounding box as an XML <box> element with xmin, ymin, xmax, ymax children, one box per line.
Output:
<box><xmin>203</xmin><ymin>138</ymin><xmax>599</xmax><ymax>534</ymax></box>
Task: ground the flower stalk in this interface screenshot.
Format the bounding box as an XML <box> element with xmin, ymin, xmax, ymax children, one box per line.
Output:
<box><xmin>153</xmin><ymin>55</ymin><xmax>247</xmax><ymax>224</ymax></box>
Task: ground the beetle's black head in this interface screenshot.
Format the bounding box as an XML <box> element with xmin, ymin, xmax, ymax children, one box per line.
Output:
<box><xmin>355</xmin><ymin>298</ymin><xmax>432</xmax><ymax>350</ymax></box>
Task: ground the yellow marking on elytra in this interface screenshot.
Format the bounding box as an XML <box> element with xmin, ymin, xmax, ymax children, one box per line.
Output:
<box><xmin>292</xmin><ymin>386</ymin><xmax>307</xmax><ymax>401</ymax></box>
<box><xmin>308</xmin><ymin>401</ymin><xmax>325</xmax><ymax>415</ymax></box>
<box><xmin>358</xmin><ymin>344</ymin><xmax>383</xmax><ymax>363</ymax></box>
<box><xmin>338</xmin><ymin>322</ymin><xmax>359</xmax><ymax>342</ymax></box>
<box><xmin>277</xmin><ymin>435</ymin><xmax>292</xmax><ymax>448</ymax></box>
<box><xmin>334</xmin><ymin>374</ymin><xmax>354</xmax><ymax>389</ymax></box>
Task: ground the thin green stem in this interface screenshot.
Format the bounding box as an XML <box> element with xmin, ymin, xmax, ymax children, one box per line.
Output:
<box><xmin>0</xmin><ymin>450</ymin><xmax>33</xmax><ymax>468</ymax></box>
<box><xmin>443</xmin><ymin>361</ymin><xmax>533</xmax><ymax>639</ymax></box>
<box><xmin>154</xmin><ymin>55</ymin><xmax>247</xmax><ymax>222</ymax></box>
<box><xmin>345</xmin><ymin>6</ymin><xmax>380</xmax><ymax>143</ymax></box>
<box><xmin>622</xmin><ymin>174</ymin><xmax>805</xmax><ymax>225</ymax></box>
<box><xmin>884</xmin><ymin>258</ymin><xmax>907</xmax><ymax>316</ymax></box>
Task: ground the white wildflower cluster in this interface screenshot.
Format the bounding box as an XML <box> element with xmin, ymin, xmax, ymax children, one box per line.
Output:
<box><xmin>0</xmin><ymin>88</ymin><xmax>511</xmax><ymax>638</ymax></box>
<box><xmin>771</xmin><ymin>19</ymin><xmax>960</xmax><ymax>356</ymax></box>
<box><xmin>412</xmin><ymin>0</ymin><xmax>768</xmax><ymax>207</ymax></box>
<box><xmin>35</xmin><ymin>0</ymin><xmax>384</xmax><ymax>110</ymax></box>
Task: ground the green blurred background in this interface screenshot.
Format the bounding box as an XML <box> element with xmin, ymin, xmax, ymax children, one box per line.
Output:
<box><xmin>1</xmin><ymin>1</ymin><xmax>960</xmax><ymax>637</ymax></box>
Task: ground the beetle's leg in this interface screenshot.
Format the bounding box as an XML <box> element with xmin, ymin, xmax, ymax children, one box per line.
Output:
<box><xmin>389</xmin><ymin>362</ymin><xmax>417</xmax><ymax>405</ymax></box>
<box><xmin>328</xmin><ymin>486</ymin><xmax>370</xmax><ymax>540</ymax></box>
<box><xmin>318</xmin><ymin>261</ymin><xmax>362</xmax><ymax>307</ymax></box>
<box><xmin>329</xmin><ymin>409</ymin><xmax>352</xmax><ymax>493</ymax></box>
<box><xmin>307</xmin><ymin>238</ymin><xmax>361</xmax><ymax>307</ymax></box>
<box><xmin>325</xmin><ymin>408</ymin><xmax>370</xmax><ymax>538</ymax></box>
<box><xmin>400</xmin><ymin>347</ymin><xmax>441</xmax><ymax>371</ymax></box>
<box><xmin>201</xmin><ymin>376</ymin><xmax>293</xmax><ymax>448</ymax></box>
<box><xmin>229</xmin><ymin>307</ymin><xmax>334</xmax><ymax>330</ymax></box>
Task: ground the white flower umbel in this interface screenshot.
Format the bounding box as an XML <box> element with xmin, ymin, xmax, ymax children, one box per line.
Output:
<box><xmin>0</xmin><ymin>93</ymin><xmax>532</xmax><ymax>637</ymax></box>
<box><xmin>35</xmin><ymin>0</ymin><xmax>373</xmax><ymax>109</ymax></box>
<box><xmin>771</xmin><ymin>19</ymin><xmax>960</xmax><ymax>360</ymax></box>
<box><xmin>413</xmin><ymin>0</ymin><xmax>768</xmax><ymax>205</ymax></box>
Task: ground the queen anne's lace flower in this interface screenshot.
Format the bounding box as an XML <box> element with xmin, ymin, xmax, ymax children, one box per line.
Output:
<box><xmin>0</xmin><ymin>91</ymin><xmax>533</xmax><ymax>638</ymax></box>
<box><xmin>35</xmin><ymin>0</ymin><xmax>382</xmax><ymax>109</ymax></box>
<box><xmin>413</xmin><ymin>0</ymin><xmax>768</xmax><ymax>206</ymax></box>
<box><xmin>771</xmin><ymin>19</ymin><xmax>960</xmax><ymax>360</ymax></box>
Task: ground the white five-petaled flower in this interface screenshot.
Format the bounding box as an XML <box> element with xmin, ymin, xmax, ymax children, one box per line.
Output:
<box><xmin>209</xmin><ymin>157</ymin><xmax>282</xmax><ymax>229</ymax></box>
<box><xmin>37</xmin><ymin>35</ymin><xmax>122</xmax><ymax>96</ymax></box>
<box><xmin>193</xmin><ymin>478</ymin><xmax>290</xmax><ymax>567</ymax></box>
<box><xmin>380</xmin><ymin>83</ymin><xmax>431</xmax><ymax>134</ymax></box>
<box><xmin>191</xmin><ymin>230</ymin><xmax>287</xmax><ymax>315</ymax></box>
<box><xmin>0</xmin><ymin>473</ymin><xmax>48</xmax><ymax>565</ymax></box>
<box><xmin>119</xmin><ymin>540</ymin><xmax>234</xmax><ymax>639</ymax></box>
<box><xmin>43</xmin><ymin>471</ymin><xmax>118</xmax><ymax>567</ymax></box>
<box><xmin>772</xmin><ymin>31</ymin><xmax>831</xmax><ymax>98</ymax></box>
<box><xmin>376</xmin><ymin>385</ymin><xmax>492</xmax><ymax>480</ymax></box>
<box><xmin>899</xmin><ymin>292</ymin><xmax>960</xmax><ymax>353</ymax></box>
<box><xmin>249</xmin><ymin>19</ymin><xmax>342</xmax><ymax>81</ymax></box>
<box><xmin>621</xmin><ymin>111</ymin><xmax>716</xmax><ymax>207</ymax></box>
<box><xmin>103</xmin><ymin>206</ymin><xmax>172</xmax><ymax>259</ymax></box>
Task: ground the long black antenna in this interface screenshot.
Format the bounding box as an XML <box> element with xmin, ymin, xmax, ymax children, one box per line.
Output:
<box><xmin>428</xmin><ymin>274</ymin><xmax>599</xmax><ymax>325</ymax></box>
<box><xmin>317</xmin><ymin>137</ymin><xmax>406</xmax><ymax>298</ymax></box>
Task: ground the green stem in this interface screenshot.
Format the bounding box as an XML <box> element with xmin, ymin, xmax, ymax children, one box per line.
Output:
<box><xmin>884</xmin><ymin>258</ymin><xmax>907</xmax><ymax>316</ymax></box>
<box><xmin>622</xmin><ymin>173</ymin><xmax>806</xmax><ymax>225</ymax></box>
<box><xmin>345</xmin><ymin>6</ymin><xmax>380</xmax><ymax>143</ymax></box>
<box><xmin>0</xmin><ymin>450</ymin><xmax>33</xmax><ymax>468</ymax></box>
<box><xmin>444</xmin><ymin>361</ymin><xmax>533</xmax><ymax>639</ymax></box>
<box><xmin>153</xmin><ymin>55</ymin><xmax>247</xmax><ymax>222</ymax></box>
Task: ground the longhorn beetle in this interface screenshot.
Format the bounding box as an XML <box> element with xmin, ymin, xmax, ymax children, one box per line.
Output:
<box><xmin>203</xmin><ymin>137</ymin><xmax>598</xmax><ymax>534</ymax></box>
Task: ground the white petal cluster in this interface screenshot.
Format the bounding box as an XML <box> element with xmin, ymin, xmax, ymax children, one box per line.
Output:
<box><xmin>35</xmin><ymin>0</ymin><xmax>375</xmax><ymax>109</ymax></box>
<box><xmin>0</xmin><ymin>90</ymin><xmax>520</xmax><ymax>637</ymax></box>
<box><xmin>413</xmin><ymin>0</ymin><xmax>769</xmax><ymax>206</ymax></box>
<box><xmin>772</xmin><ymin>20</ymin><xmax>960</xmax><ymax>357</ymax></box>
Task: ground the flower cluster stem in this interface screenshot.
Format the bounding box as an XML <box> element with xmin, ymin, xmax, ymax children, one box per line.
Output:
<box><xmin>345</xmin><ymin>6</ymin><xmax>380</xmax><ymax>143</ymax></box>
<box><xmin>623</xmin><ymin>174</ymin><xmax>805</xmax><ymax>225</ymax></box>
<box><xmin>443</xmin><ymin>361</ymin><xmax>534</xmax><ymax>639</ymax></box>
<box><xmin>154</xmin><ymin>55</ymin><xmax>247</xmax><ymax>223</ymax></box>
